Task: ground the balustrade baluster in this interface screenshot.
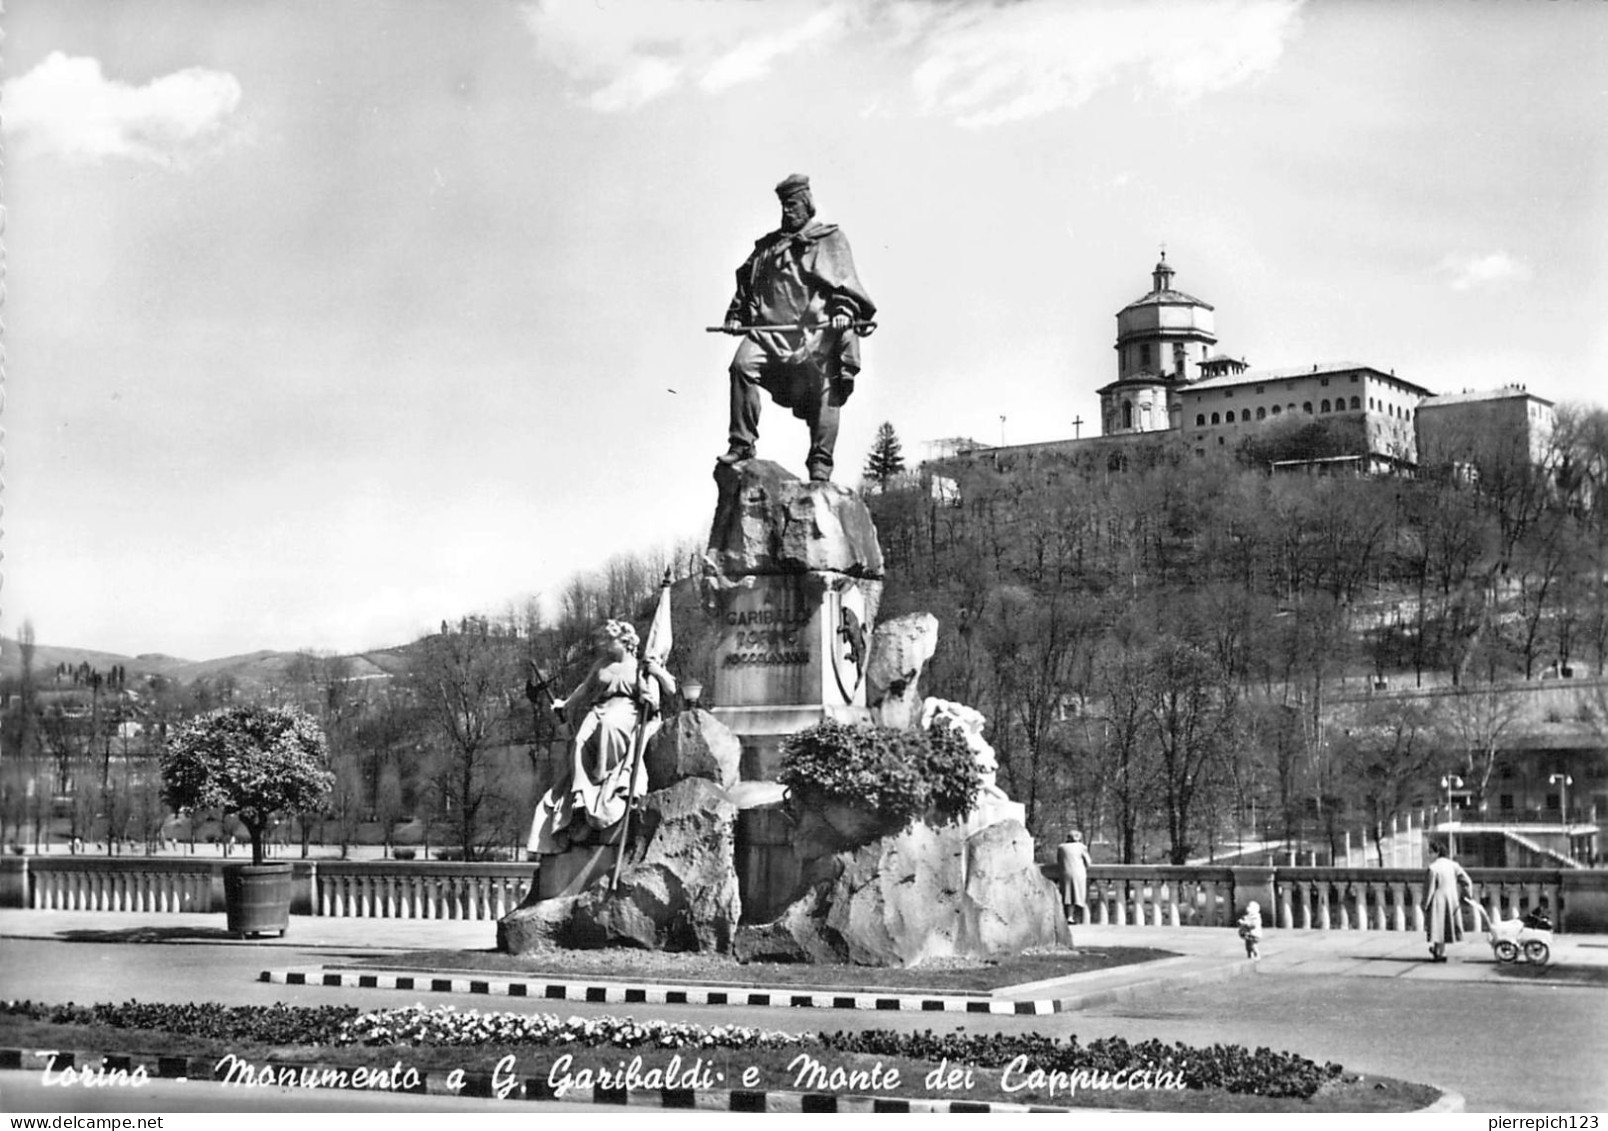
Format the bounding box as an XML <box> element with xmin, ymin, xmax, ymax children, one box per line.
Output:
<box><xmin>1391</xmin><ymin>881</ymin><xmax>1406</xmax><ymax>932</ymax></box>
<box><xmin>1519</xmin><ymin>879</ymin><xmax>1535</xmax><ymax>917</ymax></box>
<box><xmin>1166</xmin><ymin>882</ymin><xmax>1181</xmax><ymax>928</ymax></box>
<box><xmin>1409</xmin><ymin>882</ymin><xmax>1425</xmax><ymax>933</ymax></box>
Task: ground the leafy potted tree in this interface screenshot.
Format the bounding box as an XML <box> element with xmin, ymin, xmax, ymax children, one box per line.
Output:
<box><xmin>161</xmin><ymin>705</ymin><xmax>334</xmax><ymax>937</ymax></box>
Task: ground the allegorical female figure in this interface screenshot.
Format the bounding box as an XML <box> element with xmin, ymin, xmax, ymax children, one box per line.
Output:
<box><xmin>527</xmin><ymin>619</ymin><xmax>676</xmax><ymax>855</ymax></box>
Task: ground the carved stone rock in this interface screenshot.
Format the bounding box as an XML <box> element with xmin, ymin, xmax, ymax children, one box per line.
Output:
<box><xmin>865</xmin><ymin>612</ymin><xmax>939</xmax><ymax>729</ymax></box>
<box><xmin>498</xmin><ymin>777</ymin><xmax>741</xmax><ymax>954</ymax></box>
<box><xmin>645</xmin><ymin>708</ymin><xmax>741</xmax><ymax>791</ymax></box>
<box><xmin>705</xmin><ymin>459</ymin><xmax>884</xmax><ymax>587</ymax></box>
<box><xmin>732</xmin><ymin>813</ymin><xmax>1067</xmax><ymax>966</ymax></box>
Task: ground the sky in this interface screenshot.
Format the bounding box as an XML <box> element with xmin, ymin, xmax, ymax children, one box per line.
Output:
<box><xmin>2</xmin><ymin>0</ymin><xmax>1605</xmax><ymax>661</ymax></box>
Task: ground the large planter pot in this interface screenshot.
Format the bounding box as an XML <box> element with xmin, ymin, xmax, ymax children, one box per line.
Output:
<box><xmin>223</xmin><ymin>862</ymin><xmax>293</xmax><ymax>938</ymax></box>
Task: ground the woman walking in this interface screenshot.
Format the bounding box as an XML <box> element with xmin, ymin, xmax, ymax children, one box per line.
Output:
<box><xmin>1423</xmin><ymin>839</ymin><xmax>1472</xmax><ymax>962</ymax></box>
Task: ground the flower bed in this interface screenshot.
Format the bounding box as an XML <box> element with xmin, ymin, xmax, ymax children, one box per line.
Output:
<box><xmin>335</xmin><ymin>1006</ymin><xmax>806</xmax><ymax>1051</ymax></box>
<box><xmin>820</xmin><ymin>1029</ymin><xmax>1342</xmax><ymax>1099</ymax></box>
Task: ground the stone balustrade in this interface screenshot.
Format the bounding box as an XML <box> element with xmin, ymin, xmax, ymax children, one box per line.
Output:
<box><xmin>1082</xmin><ymin>867</ymin><xmax>1236</xmax><ymax>928</ymax></box>
<box><xmin>314</xmin><ymin>862</ymin><xmax>530</xmax><ymax>920</ymax></box>
<box><xmin>1071</xmin><ymin>864</ymin><xmax>1607</xmax><ymax>933</ymax></box>
<box><xmin>6</xmin><ymin>855</ymin><xmax>1605</xmax><ymax>932</ymax></box>
<box><xmin>1</xmin><ymin>856</ymin><xmax>532</xmax><ymax>921</ymax></box>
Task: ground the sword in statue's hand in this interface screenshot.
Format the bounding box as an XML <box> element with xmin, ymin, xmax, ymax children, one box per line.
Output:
<box><xmin>707</xmin><ymin>318</ymin><xmax>877</xmax><ymax>336</ymax></box>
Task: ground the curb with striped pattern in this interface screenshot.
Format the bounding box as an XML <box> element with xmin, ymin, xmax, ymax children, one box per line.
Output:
<box><xmin>259</xmin><ymin>957</ymin><xmax>1255</xmax><ymax>1013</ymax></box>
<box><xmin>261</xmin><ymin>968</ymin><xmax>1067</xmax><ymax>1013</ymax></box>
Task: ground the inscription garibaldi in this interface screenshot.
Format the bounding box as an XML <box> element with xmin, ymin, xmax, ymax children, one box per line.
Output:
<box><xmin>718</xmin><ymin>174</ymin><xmax>876</xmax><ymax>483</ymax></box>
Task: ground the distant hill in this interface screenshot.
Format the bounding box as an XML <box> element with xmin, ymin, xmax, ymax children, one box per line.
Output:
<box><xmin>0</xmin><ymin>636</ymin><xmax>421</xmax><ymax>691</ymax></box>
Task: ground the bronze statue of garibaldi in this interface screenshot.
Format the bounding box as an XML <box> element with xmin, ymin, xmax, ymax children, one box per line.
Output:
<box><xmin>717</xmin><ymin>175</ymin><xmax>876</xmax><ymax>483</ymax></box>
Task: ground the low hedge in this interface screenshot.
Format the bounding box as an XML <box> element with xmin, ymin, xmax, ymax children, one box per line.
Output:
<box><xmin>0</xmin><ymin>1001</ymin><xmax>359</xmax><ymax>1046</ymax></box>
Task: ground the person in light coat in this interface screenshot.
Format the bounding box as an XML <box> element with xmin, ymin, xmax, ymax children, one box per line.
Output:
<box><xmin>1057</xmin><ymin>831</ymin><xmax>1093</xmax><ymax>925</ymax></box>
<box><xmin>1423</xmin><ymin>839</ymin><xmax>1472</xmax><ymax>962</ymax></box>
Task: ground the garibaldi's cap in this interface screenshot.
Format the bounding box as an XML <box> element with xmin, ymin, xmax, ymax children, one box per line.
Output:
<box><xmin>774</xmin><ymin>173</ymin><xmax>811</xmax><ymax>200</ymax></box>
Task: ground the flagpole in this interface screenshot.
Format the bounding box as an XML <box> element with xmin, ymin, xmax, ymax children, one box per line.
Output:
<box><xmin>610</xmin><ymin>570</ymin><xmax>675</xmax><ymax>891</ymax></box>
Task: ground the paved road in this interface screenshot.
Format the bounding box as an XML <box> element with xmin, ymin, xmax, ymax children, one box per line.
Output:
<box><xmin>3</xmin><ymin>913</ymin><xmax>1606</xmax><ymax>1112</ymax></box>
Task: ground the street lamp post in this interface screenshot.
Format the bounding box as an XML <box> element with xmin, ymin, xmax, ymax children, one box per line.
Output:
<box><xmin>1549</xmin><ymin>773</ymin><xmax>1573</xmax><ymax>825</ymax></box>
<box><xmin>1440</xmin><ymin>774</ymin><xmax>1464</xmax><ymax>820</ymax></box>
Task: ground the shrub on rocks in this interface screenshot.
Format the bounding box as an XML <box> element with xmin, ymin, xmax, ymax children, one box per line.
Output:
<box><xmin>778</xmin><ymin>720</ymin><xmax>980</xmax><ymax>835</ymax></box>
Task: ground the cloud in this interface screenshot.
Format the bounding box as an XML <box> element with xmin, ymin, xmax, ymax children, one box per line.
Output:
<box><xmin>1439</xmin><ymin>252</ymin><xmax>1533</xmax><ymax>292</ymax></box>
<box><xmin>904</xmin><ymin>0</ymin><xmax>1305</xmax><ymax>127</ymax></box>
<box><xmin>519</xmin><ymin>0</ymin><xmax>1302</xmax><ymax>123</ymax></box>
<box><xmin>521</xmin><ymin>0</ymin><xmax>845</xmax><ymax>112</ymax></box>
<box><xmin>700</xmin><ymin>9</ymin><xmax>850</xmax><ymax>94</ymax></box>
<box><xmin>1</xmin><ymin>52</ymin><xmax>243</xmax><ymax>165</ymax></box>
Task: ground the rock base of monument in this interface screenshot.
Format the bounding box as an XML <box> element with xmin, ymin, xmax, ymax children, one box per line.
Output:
<box><xmin>534</xmin><ymin>843</ymin><xmax>618</xmax><ymax>901</ymax></box>
<box><xmin>733</xmin><ymin>810</ymin><xmax>1068</xmax><ymax>967</ymax></box>
<box><xmin>498</xmin><ymin>777</ymin><xmax>740</xmax><ymax>955</ymax></box>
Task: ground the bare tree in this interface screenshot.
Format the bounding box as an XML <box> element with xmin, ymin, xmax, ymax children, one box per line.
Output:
<box><xmin>410</xmin><ymin>618</ymin><xmax>523</xmax><ymax>860</ymax></box>
<box><xmin>1144</xmin><ymin>638</ymin><xmax>1238</xmax><ymax>865</ymax></box>
<box><xmin>1441</xmin><ymin>678</ymin><xmax>1525</xmax><ymax>809</ymax></box>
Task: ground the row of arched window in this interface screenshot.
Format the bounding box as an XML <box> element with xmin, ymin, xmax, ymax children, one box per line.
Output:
<box><xmin>1195</xmin><ymin>395</ymin><xmax>1366</xmax><ymax>427</ymax></box>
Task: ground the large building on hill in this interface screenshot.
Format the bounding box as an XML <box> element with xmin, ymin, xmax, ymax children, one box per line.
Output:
<box><xmin>1180</xmin><ymin>362</ymin><xmax>1428</xmax><ymax>468</ymax></box>
<box><xmin>1097</xmin><ymin>254</ymin><xmax>1431</xmax><ymax>468</ymax></box>
<box><xmin>1416</xmin><ymin>384</ymin><xmax>1556</xmax><ymax>471</ymax></box>
<box><xmin>933</xmin><ymin>253</ymin><xmax>1550</xmax><ymax>478</ymax></box>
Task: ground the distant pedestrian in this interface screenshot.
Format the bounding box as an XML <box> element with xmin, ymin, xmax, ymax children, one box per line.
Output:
<box><xmin>1423</xmin><ymin>839</ymin><xmax>1471</xmax><ymax>963</ymax></box>
<box><xmin>1056</xmin><ymin>832</ymin><xmax>1093</xmax><ymax>925</ymax></box>
<box><xmin>1237</xmin><ymin>901</ymin><xmax>1264</xmax><ymax>960</ymax></box>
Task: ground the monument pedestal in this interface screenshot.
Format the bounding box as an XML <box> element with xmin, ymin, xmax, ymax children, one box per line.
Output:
<box><xmin>713</xmin><ymin>704</ymin><xmax>872</xmax><ymax>780</ymax></box>
<box><xmin>701</xmin><ymin>459</ymin><xmax>886</xmax><ymax>921</ymax></box>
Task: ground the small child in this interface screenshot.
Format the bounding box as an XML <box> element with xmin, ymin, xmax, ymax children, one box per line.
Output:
<box><xmin>1237</xmin><ymin>901</ymin><xmax>1264</xmax><ymax>960</ymax></box>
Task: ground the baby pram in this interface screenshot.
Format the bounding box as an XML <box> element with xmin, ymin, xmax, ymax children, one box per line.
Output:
<box><xmin>1467</xmin><ymin>899</ymin><xmax>1553</xmax><ymax>965</ymax></box>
